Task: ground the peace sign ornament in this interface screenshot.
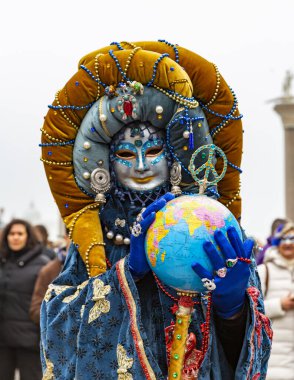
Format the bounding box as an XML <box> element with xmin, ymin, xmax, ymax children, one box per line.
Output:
<box><xmin>188</xmin><ymin>144</ymin><xmax>228</xmax><ymax>194</ymax></box>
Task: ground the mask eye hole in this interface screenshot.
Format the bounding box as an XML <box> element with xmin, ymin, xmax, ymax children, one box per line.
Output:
<box><xmin>115</xmin><ymin>150</ymin><xmax>136</xmax><ymax>160</ymax></box>
<box><xmin>146</xmin><ymin>146</ymin><xmax>163</xmax><ymax>157</ymax></box>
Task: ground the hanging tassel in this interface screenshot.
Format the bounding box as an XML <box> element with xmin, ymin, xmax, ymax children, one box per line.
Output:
<box><xmin>189</xmin><ymin>121</ymin><xmax>194</xmax><ymax>150</ymax></box>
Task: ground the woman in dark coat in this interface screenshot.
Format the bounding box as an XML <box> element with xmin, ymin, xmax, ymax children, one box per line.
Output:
<box><xmin>0</xmin><ymin>219</ymin><xmax>49</xmax><ymax>380</ymax></box>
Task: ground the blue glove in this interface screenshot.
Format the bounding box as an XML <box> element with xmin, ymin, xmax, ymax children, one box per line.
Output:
<box><xmin>192</xmin><ymin>227</ymin><xmax>254</xmax><ymax>319</ymax></box>
<box><xmin>129</xmin><ymin>193</ymin><xmax>175</xmax><ymax>279</ymax></box>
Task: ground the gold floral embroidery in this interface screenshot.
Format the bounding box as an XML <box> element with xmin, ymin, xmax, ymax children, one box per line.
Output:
<box><xmin>62</xmin><ymin>280</ymin><xmax>89</xmax><ymax>303</ymax></box>
<box><xmin>88</xmin><ymin>278</ymin><xmax>111</xmax><ymax>323</ymax></box>
<box><xmin>117</xmin><ymin>344</ymin><xmax>133</xmax><ymax>379</ymax></box>
<box><xmin>44</xmin><ymin>284</ymin><xmax>72</xmax><ymax>302</ymax></box>
<box><xmin>42</xmin><ymin>350</ymin><xmax>54</xmax><ymax>380</ymax></box>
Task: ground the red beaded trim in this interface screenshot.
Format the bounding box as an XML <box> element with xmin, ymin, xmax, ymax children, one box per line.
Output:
<box><xmin>106</xmin><ymin>257</ymin><xmax>112</xmax><ymax>268</ymax></box>
<box><xmin>239</xmin><ymin>257</ymin><xmax>252</xmax><ymax>264</ymax></box>
<box><xmin>200</xmin><ymin>293</ymin><xmax>212</xmax><ymax>359</ymax></box>
<box><xmin>152</xmin><ymin>273</ymin><xmax>200</xmax><ymax>305</ymax></box>
<box><xmin>179</xmin><ymin>295</ymin><xmax>194</xmax><ymax>308</ymax></box>
<box><xmin>116</xmin><ymin>258</ymin><xmax>156</xmax><ymax>380</ymax></box>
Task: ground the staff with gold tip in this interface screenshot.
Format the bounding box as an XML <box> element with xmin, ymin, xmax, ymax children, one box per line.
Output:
<box><xmin>166</xmin><ymin>144</ymin><xmax>228</xmax><ymax>379</ymax></box>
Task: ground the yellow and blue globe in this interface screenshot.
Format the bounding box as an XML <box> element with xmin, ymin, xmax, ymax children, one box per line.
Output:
<box><xmin>145</xmin><ymin>195</ymin><xmax>242</xmax><ymax>293</ymax></box>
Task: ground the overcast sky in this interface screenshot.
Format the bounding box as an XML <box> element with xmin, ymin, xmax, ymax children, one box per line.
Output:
<box><xmin>0</xmin><ymin>0</ymin><xmax>293</xmax><ymax>241</ymax></box>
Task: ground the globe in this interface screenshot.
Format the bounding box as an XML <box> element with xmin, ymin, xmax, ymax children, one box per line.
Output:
<box><xmin>145</xmin><ymin>195</ymin><xmax>242</xmax><ymax>293</ymax></box>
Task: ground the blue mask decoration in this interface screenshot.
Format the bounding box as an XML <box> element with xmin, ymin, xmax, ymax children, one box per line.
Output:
<box><xmin>112</xmin><ymin>123</ymin><xmax>168</xmax><ymax>191</ymax></box>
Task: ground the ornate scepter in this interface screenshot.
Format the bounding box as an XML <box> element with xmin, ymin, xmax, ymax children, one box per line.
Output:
<box><xmin>167</xmin><ymin>144</ymin><xmax>227</xmax><ymax>380</ymax></box>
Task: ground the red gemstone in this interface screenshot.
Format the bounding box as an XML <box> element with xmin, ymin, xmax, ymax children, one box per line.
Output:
<box><xmin>123</xmin><ymin>100</ymin><xmax>133</xmax><ymax>116</ymax></box>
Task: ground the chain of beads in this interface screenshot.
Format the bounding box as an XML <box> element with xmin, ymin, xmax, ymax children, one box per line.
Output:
<box><xmin>94</xmin><ymin>53</ymin><xmax>104</xmax><ymax>99</ymax></box>
<box><xmin>123</xmin><ymin>47</ymin><xmax>141</xmax><ymax>79</ymax></box>
<box><xmin>49</xmin><ymin>102</ymin><xmax>94</xmax><ymax>111</ymax></box>
<box><xmin>54</xmin><ymin>90</ymin><xmax>79</xmax><ymax>130</ymax></box>
<box><xmin>146</xmin><ymin>53</ymin><xmax>170</xmax><ymax>87</ymax></box>
<box><xmin>170</xmin><ymin>79</ymin><xmax>189</xmax><ymax>87</ymax></box>
<box><xmin>158</xmin><ymin>39</ymin><xmax>179</xmax><ymax>63</ymax></box>
<box><xmin>99</xmin><ymin>97</ymin><xmax>111</xmax><ymax>137</ymax></box>
<box><xmin>106</xmin><ymin>257</ymin><xmax>112</xmax><ymax>268</ymax></box>
<box><xmin>66</xmin><ymin>203</ymin><xmax>100</xmax><ymax>239</ymax></box>
<box><xmin>40</xmin><ymin>158</ymin><xmax>72</xmax><ymax>166</ymax></box>
<box><xmin>200</xmin><ymin>293</ymin><xmax>212</xmax><ymax>358</ymax></box>
<box><xmin>204</xmin><ymin>64</ymin><xmax>221</xmax><ymax>107</ymax></box>
<box><xmin>85</xmin><ymin>241</ymin><xmax>106</xmax><ymax>277</ymax></box>
<box><xmin>120</xmin><ymin>41</ymin><xmax>137</xmax><ymax>49</ymax></box>
<box><xmin>200</xmin><ymin>101</ymin><xmax>241</xmax><ymax>121</ymax></box>
<box><xmin>80</xmin><ymin>65</ymin><xmax>107</xmax><ymax>88</ymax></box>
<box><xmin>225</xmin><ymin>179</ymin><xmax>241</xmax><ymax>208</ymax></box>
<box><xmin>40</xmin><ymin>128</ymin><xmax>65</xmax><ymax>143</ymax></box>
<box><xmin>165</xmin><ymin>89</ymin><xmax>195</xmax><ymax>102</ymax></box>
<box><xmin>58</xmin><ymin>193</ymin><xmax>88</xmax><ymax>201</ymax></box>
<box><xmin>110</xmin><ymin>41</ymin><xmax>124</xmax><ymax>50</ymax></box>
<box><xmin>108</xmin><ymin>50</ymin><xmax>130</xmax><ymax>82</ymax></box>
<box><xmin>181</xmin><ymin>186</ymin><xmax>220</xmax><ymax>198</ymax></box>
<box><xmin>153</xmin><ymin>273</ymin><xmax>200</xmax><ymax>305</ymax></box>
<box><xmin>152</xmin><ymin>84</ymin><xmax>199</xmax><ymax>108</ymax></box>
<box><xmin>239</xmin><ymin>257</ymin><xmax>252</xmax><ymax>264</ymax></box>
<box><xmin>227</xmin><ymin>160</ymin><xmax>242</xmax><ymax>173</ymax></box>
<box><xmin>166</xmin><ymin>116</ymin><xmax>193</xmax><ymax>176</ymax></box>
<box><xmin>39</xmin><ymin>140</ymin><xmax>75</xmax><ymax>147</ymax></box>
<box><xmin>210</xmin><ymin>107</ymin><xmax>239</xmax><ymax>138</ymax></box>
<box><xmin>206</xmin><ymin>187</ymin><xmax>220</xmax><ymax>198</ymax></box>
<box><xmin>73</xmin><ymin>173</ymin><xmax>95</xmax><ymax>198</ymax></box>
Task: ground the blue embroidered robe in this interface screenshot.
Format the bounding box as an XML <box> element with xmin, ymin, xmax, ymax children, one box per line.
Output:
<box><xmin>40</xmin><ymin>242</ymin><xmax>272</xmax><ymax>380</ymax></box>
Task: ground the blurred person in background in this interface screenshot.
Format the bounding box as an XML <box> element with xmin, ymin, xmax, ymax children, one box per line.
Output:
<box><xmin>33</xmin><ymin>224</ymin><xmax>56</xmax><ymax>260</ymax></box>
<box><xmin>30</xmin><ymin>231</ymin><xmax>71</xmax><ymax>324</ymax></box>
<box><xmin>258</xmin><ymin>221</ymin><xmax>294</xmax><ymax>380</ymax></box>
<box><xmin>0</xmin><ymin>219</ymin><xmax>49</xmax><ymax>380</ymax></box>
<box><xmin>256</xmin><ymin>218</ymin><xmax>289</xmax><ymax>265</ymax></box>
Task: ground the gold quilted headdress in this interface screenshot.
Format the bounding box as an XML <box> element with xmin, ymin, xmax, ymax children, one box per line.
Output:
<box><xmin>41</xmin><ymin>40</ymin><xmax>243</xmax><ymax>277</ymax></box>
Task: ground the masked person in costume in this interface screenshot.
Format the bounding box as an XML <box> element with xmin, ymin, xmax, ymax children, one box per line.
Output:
<box><xmin>40</xmin><ymin>41</ymin><xmax>272</xmax><ymax>379</ymax></box>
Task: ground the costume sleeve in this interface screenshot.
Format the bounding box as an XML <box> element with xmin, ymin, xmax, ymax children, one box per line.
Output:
<box><xmin>40</xmin><ymin>245</ymin><xmax>165</xmax><ymax>380</ymax></box>
<box><xmin>232</xmin><ymin>261</ymin><xmax>273</xmax><ymax>380</ymax></box>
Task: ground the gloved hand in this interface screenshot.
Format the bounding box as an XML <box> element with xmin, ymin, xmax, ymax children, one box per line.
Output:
<box><xmin>192</xmin><ymin>227</ymin><xmax>254</xmax><ymax>319</ymax></box>
<box><xmin>129</xmin><ymin>192</ymin><xmax>175</xmax><ymax>279</ymax></box>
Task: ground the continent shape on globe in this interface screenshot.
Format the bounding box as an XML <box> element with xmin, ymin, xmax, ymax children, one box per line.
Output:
<box><xmin>145</xmin><ymin>195</ymin><xmax>242</xmax><ymax>292</ymax></box>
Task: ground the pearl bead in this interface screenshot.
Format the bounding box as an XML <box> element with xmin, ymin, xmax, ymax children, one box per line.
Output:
<box><xmin>99</xmin><ymin>113</ymin><xmax>107</xmax><ymax>122</ymax></box>
<box><xmin>83</xmin><ymin>141</ymin><xmax>91</xmax><ymax>149</ymax></box>
<box><xmin>183</xmin><ymin>130</ymin><xmax>190</xmax><ymax>139</ymax></box>
<box><xmin>115</xmin><ymin>234</ymin><xmax>123</xmax><ymax>243</ymax></box>
<box><xmin>106</xmin><ymin>231</ymin><xmax>114</xmax><ymax>239</ymax></box>
<box><xmin>155</xmin><ymin>105</ymin><xmax>163</xmax><ymax>114</ymax></box>
<box><xmin>83</xmin><ymin>171</ymin><xmax>90</xmax><ymax>179</ymax></box>
<box><xmin>123</xmin><ymin>237</ymin><xmax>130</xmax><ymax>245</ymax></box>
